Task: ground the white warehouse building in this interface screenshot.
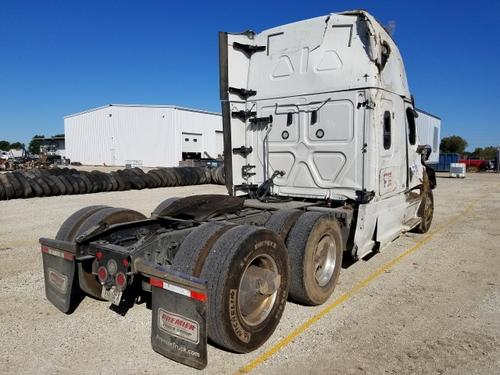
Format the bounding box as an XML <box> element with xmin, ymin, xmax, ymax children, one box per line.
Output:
<box><xmin>64</xmin><ymin>104</ymin><xmax>223</xmax><ymax>167</ymax></box>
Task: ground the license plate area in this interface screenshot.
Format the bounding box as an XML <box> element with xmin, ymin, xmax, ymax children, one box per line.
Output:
<box><xmin>101</xmin><ymin>286</ymin><xmax>122</xmax><ymax>306</ymax></box>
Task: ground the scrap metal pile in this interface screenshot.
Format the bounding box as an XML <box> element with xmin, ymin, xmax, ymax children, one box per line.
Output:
<box><xmin>0</xmin><ymin>165</ymin><xmax>225</xmax><ymax>200</ymax></box>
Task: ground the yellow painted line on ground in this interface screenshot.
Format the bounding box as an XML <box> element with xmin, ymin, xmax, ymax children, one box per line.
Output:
<box><xmin>236</xmin><ymin>196</ymin><xmax>485</xmax><ymax>374</ymax></box>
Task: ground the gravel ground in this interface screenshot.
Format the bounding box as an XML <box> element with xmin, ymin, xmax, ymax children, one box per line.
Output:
<box><xmin>0</xmin><ymin>174</ymin><xmax>499</xmax><ymax>374</ymax></box>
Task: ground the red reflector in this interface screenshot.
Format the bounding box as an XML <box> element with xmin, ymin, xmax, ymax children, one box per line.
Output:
<box><xmin>122</xmin><ymin>258</ymin><xmax>130</xmax><ymax>267</ymax></box>
<box><xmin>41</xmin><ymin>246</ymin><xmax>49</xmax><ymax>253</ymax></box>
<box><xmin>97</xmin><ymin>266</ymin><xmax>108</xmax><ymax>283</ymax></box>
<box><xmin>115</xmin><ymin>272</ymin><xmax>126</xmax><ymax>286</ymax></box>
<box><xmin>95</xmin><ymin>251</ymin><xmax>103</xmax><ymax>260</ymax></box>
<box><xmin>190</xmin><ymin>291</ymin><xmax>207</xmax><ymax>302</ymax></box>
<box><xmin>149</xmin><ymin>277</ymin><xmax>164</xmax><ymax>288</ymax></box>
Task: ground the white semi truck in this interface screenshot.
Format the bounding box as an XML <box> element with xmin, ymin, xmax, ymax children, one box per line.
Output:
<box><xmin>40</xmin><ymin>10</ymin><xmax>436</xmax><ymax>369</ymax></box>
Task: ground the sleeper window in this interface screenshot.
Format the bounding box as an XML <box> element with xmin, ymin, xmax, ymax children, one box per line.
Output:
<box><xmin>383</xmin><ymin>111</ymin><xmax>391</xmax><ymax>150</ymax></box>
<box><xmin>406</xmin><ymin>108</ymin><xmax>416</xmax><ymax>145</ymax></box>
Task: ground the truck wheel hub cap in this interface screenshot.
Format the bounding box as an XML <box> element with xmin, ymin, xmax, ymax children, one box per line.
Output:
<box><xmin>314</xmin><ymin>234</ymin><xmax>336</xmax><ymax>287</ymax></box>
<box><xmin>238</xmin><ymin>254</ymin><xmax>280</xmax><ymax>326</ymax></box>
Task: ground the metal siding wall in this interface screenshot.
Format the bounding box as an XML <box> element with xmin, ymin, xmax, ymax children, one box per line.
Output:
<box><xmin>65</xmin><ymin>106</ymin><xmax>222</xmax><ymax>167</ymax></box>
<box><xmin>416</xmin><ymin>110</ymin><xmax>441</xmax><ymax>164</ymax></box>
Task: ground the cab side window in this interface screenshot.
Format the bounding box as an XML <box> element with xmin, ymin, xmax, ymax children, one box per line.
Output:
<box><xmin>406</xmin><ymin>108</ymin><xmax>416</xmax><ymax>145</ymax></box>
<box><xmin>383</xmin><ymin>111</ymin><xmax>391</xmax><ymax>150</ymax></box>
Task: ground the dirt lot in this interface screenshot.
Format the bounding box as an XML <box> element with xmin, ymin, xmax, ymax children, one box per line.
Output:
<box><xmin>1</xmin><ymin>174</ymin><xmax>499</xmax><ymax>374</ymax></box>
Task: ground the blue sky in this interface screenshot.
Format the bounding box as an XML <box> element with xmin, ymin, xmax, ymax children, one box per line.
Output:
<box><xmin>0</xmin><ymin>0</ymin><xmax>499</xmax><ymax>150</ymax></box>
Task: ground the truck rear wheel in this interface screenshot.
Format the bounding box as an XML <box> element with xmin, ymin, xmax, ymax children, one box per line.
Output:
<box><xmin>201</xmin><ymin>225</ymin><xmax>289</xmax><ymax>353</ymax></box>
<box><xmin>172</xmin><ymin>222</ymin><xmax>234</xmax><ymax>277</ymax></box>
<box><xmin>286</xmin><ymin>212</ymin><xmax>343</xmax><ymax>306</ymax></box>
<box><xmin>265</xmin><ymin>209</ymin><xmax>303</xmax><ymax>241</ymax></box>
<box><xmin>413</xmin><ymin>189</ymin><xmax>434</xmax><ymax>233</ymax></box>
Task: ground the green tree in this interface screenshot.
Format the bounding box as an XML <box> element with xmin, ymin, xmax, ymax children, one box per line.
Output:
<box><xmin>9</xmin><ymin>142</ymin><xmax>23</xmax><ymax>150</ymax></box>
<box><xmin>28</xmin><ymin>135</ymin><xmax>45</xmax><ymax>154</ymax></box>
<box><xmin>0</xmin><ymin>140</ymin><xmax>10</xmax><ymax>150</ymax></box>
<box><xmin>472</xmin><ymin>146</ymin><xmax>497</xmax><ymax>160</ymax></box>
<box><xmin>440</xmin><ymin>135</ymin><xmax>468</xmax><ymax>154</ymax></box>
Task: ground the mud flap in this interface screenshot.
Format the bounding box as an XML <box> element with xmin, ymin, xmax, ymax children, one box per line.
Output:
<box><xmin>149</xmin><ymin>271</ymin><xmax>208</xmax><ymax>370</ymax></box>
<box><xmin>40</xmin><ymin>239</ymin><xmax>78</xmax><ymax>313</ymax></box>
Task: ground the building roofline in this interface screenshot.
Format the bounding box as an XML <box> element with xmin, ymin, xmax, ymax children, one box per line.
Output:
<box><xmin>64</xmin><ymin>104</ymin><xmax>222</xmax><ymax>119</ymax></box>
<box><xmin>415</xmin><ymin>108</ymin><xmax>441</xmax><ymax>121</ymax></box>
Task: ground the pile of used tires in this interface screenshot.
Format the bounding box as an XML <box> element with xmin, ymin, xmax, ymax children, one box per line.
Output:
<box><xmin>0</xmin><ymin>165</ymin><xmax>226</xmax><ymax>200</ymax></box>
<box><xmin>210</xmin><ymin>165</ymin><xmax>225</xmax><ymax>185</ymax></box>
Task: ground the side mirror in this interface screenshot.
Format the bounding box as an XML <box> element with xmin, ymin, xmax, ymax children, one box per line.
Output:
<box><xmin>417</xmin><ymin>144</ymin><xmax>432</xmax><ymax>163</ymax></box>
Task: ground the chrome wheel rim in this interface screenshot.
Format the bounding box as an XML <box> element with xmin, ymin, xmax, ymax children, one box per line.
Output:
<box><xmin>238</xmin><ymin>254</ymin><xmax>280</xmax><ymax>327</ymax></box>
<box><xmin>314</xmin><ymin>234</ymin><xmax>336</xmax><ymax>287</ymax></box>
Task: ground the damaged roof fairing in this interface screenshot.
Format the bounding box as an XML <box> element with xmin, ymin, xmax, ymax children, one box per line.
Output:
<box><xmin>245</xmin><ymin>9</ymin><xmax>410</xmax><ymax>100</ymax></box>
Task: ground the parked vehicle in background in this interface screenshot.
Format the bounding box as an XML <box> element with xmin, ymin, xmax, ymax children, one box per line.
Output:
<box><xmin>458</xmin><ymin>157</ymin><xmax>490</xmax><ymax>171</ymax></box>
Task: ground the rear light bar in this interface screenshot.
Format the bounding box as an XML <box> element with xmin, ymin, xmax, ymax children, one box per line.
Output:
<box><xmin>150</xmin><ymin>277</ymin><xmax>207</xmax><ymax>302</ymax></box>
<box><xmin>41</xmin><ymin>246</ymin><xmax>74</xmax><ymax>261</ymax></box>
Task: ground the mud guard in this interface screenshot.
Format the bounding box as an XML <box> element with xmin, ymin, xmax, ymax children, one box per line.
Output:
<box><xmin>39</xmin><ymin>238</ymin><xmax>78</xmax><ymax>313</ymax></box>
<box><xmin>137</xmin><ymin>261</ymin><xmax>208</xmax><ymax>370</ymax></box>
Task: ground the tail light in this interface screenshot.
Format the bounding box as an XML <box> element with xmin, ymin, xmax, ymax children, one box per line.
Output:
<box><xmin>115</xmin><ymin>272</ymin><xmax>127</xmax><ymax>291</ymax></box>
<box><xmin>97</xmin><ymin>266</ymin><xmax>108</xmax><ymax>283</ymax></box>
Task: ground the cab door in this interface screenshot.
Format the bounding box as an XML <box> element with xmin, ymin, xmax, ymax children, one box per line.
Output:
<box><xmin>377</xmin><ymin>95</ymin><xmax>406</xmax><ymax>198</ymax></box>
<box><xmin>405</xmin><ymin>104</ymin><xmax>423</xmax><ymax>190</ymax></box>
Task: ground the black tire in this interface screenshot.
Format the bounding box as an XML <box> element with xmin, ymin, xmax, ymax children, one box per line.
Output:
<box><xmin>59</xmin><ymin>174</ymin><xmax>74</xmax><ymax>195</ymax></box>
<box><xmin>153</xmin><ymin>169</ymin><xmax>169</xmax><ymax>187</ymax></box>
<box><xmin>151</xmin><ymin>197</ymin><xmax>180</xmax><ymax>216</ymax></box>
<box><xmin>12</xmin><ymin>171</ymin><xmax>33</xmax><ymax>198</ymax></box>
<box><xmin>110</xmin><ymin>171</ymin><xmax>126</xmax><ymax>191</ymax></box>
<box><xmin>200</xmin><ymin>225</ymin><xmax>289</xmax><ymax>353</ymax></box>
<box><xmin>27</xmin><ymin>171</ymin><xmax>51</xmax><ymax>196</ymax></box>
<box><xmin>286</xmin><ymin>212</ymin><xmax>343</xmax><ymax>306</ymax></box>
<box><xmin>77</xmin><ymin>172</ymin><xmax>94</xmax><ymax>194</ymax></box>
<box><xmin>147</xmin><ymin>170</ymin><xmax>163</xmax><ymax>187</ymax></box>
<box><xmin>171</xmin><ymin>168</ymin><xmax>185</xmax><ymax>186</ymax></box>
<box><xmin>0</xmin><ymin>180</ymin><xmax>6</xmax><ymax>200</ymax></box>
<box><xmin>6</xmin><ymin>172</ymin><xmax>24</xmax><ymax>199</ymax></box>
<box><xmin>164</xmin><ymin>168</ymin><xmax>180</xmax><ymax>186</ymax></box>
<box><xmin>172</xmin><ymin>222</ymin><xmax>234</xmax><ymax>277</ymax></box>
<box><xmin>47</xmin><ymin>173</ymin><xmax>67</xmax><ymax>195</ymax></box>
<box><xmin>121</xmin><ymin>169</ymin><xmax>145</xmax><ymax>190</ymax></box>
<box><xmin>74</xmin><ymin>207</ymin><xmax>147</xmax><ymax>298</ymax></box>
<box><xmin>43</xmin><ymin>175</ymin><xmax>61</xmax><ymax>196</ymax></box>
<box><xmin>115</xmin><ymin>170</ymin><xmax>132</xmax><ymax>190</ymax></box>
<box><xmin>132</xmin><ymin>168</ymin><xmax>156</xmax><ymax>188</ymax></box>
<box><xmin>57</xmin><ymin>168</ymin><xmax>75</xmax><ymax>195</ymax></box>
<box><xmin>81</xmin><ymin>171</ymin><xmax>99</xmax><ymax>193</ymax></box>
<box><xmin>24</xmin><ymin>173</ymin><xmax>44</xmax><ymax>197</ymax></box>
<box><xmin>106</xmin><ymin>172</ymin><xmax>119</xmax><ymax>191</ymax></box>
<box><xmin>56</xmin><ymin>205</ymin><xmax>110</xmax><ymax>241</ymax></box>
<box><xmin>412</xmin><ymin>189</ymin><xmax>434</xmax><ymax>233</ymax></box>
<box><xmin>265</xmin><ymin>209</ymin><xmax>303</xmax><ymax>241</ymax></box>
<box><xmin>90</xmin><ymin>171</ymin><xmax>105</xmax><ymax>192</ymax></box>
<box><xmin>0</xmin><ymin>174</ymin><xmax>15</xmax><ymax>199</ymax></box>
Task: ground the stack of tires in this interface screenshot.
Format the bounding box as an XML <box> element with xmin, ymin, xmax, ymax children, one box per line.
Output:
<box><xmin>210</xmin><ymin>165</ymin><xmax>225</xmax><ymax>185</ymax></box>
<box><xmin>0</xmin><ymin>166</ymin><xmax>221</xmax><ymax>201</ymax></box>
